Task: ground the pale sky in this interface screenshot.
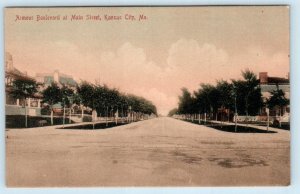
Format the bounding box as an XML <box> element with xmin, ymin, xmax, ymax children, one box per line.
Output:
<box><xmin>5</xmin><ymin>6</ymin><xmax>290</xmax><ymax>115</ymax></box>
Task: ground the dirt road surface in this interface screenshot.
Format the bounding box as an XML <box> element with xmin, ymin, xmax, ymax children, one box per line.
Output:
<box><xmin>6</xmin><ymin>117</ymin><xmax>290</xmax><ymax>187</ymax></box>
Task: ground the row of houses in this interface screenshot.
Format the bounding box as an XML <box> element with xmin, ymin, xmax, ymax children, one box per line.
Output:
<box><xmin>5</xmin><ymin>52</ymin><xmax>77</xmax><ymax>116</ymax></box>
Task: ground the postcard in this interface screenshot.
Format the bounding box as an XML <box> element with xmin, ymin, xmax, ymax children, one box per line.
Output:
<box><xmin>5</xmin><ymin>6</ymin><xmax>290</xmax><ymax>187</ymax></box>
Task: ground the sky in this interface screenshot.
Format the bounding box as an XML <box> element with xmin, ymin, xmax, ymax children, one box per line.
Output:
<box><xmin>5</xmin><ymin>6</ymin><xmax>289</xmax><ymax>115</ymax></box>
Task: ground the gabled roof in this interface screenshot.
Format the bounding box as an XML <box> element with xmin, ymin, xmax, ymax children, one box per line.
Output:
<box><xmin>5</xmin><ymin>67</ymin><xmax>35</xmax><ymax>81</ymax></box>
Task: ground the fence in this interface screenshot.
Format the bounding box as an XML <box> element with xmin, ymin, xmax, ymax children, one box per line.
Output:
<box><xmin>173</xmin><ymin>113</ymin><xmax>290</xmax><ymax>126</ymax></box>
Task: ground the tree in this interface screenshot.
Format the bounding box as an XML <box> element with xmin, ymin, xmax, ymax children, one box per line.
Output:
<box><xmin>61</xmin><ymin>85</ymin><xmax>74</xmax><ymax>125</ymax></box>
<box><xmin>10</xmin><ymin>78</ymin><xmax>39</xmax><ymax>127</ymax></box>
<box><xmin>126</xmin><ymin>95</ymin><xmax>156</xmax><ymax>114</ymax></box>
<box><xmin>267</xmin><ymin>87</ymin><xmax>289</xmax><ymax>116</ymax></box>
<box><xmin>241</xmin><ymin>69</ymin><xmax>262</xmax><ymax>116</ymax></box>
<box><xmin>216</xmin><ymin>80</ymin><xmax>234</xmax><ymax>123</ymax></box>
<box><xmin>168</xmin><ymin>108</ymin><xmax>178</xmax><ymax>117</ymax></box>
<box><xmin>195</xmin><ymin>84</ymin><xmax>220</xmax><ymax>120</ymax></box>
<box><xmin>117</xmin><ymin>94</ymin><xmax>128</xmax><ymax>118</ymax></box>
<box><xmin>232</xmin><ymin>69</ymin><xmax>263</xmax><ymax>116</ymax></box>
<box><xmin>178</xmin><ymin>88</ymin><xmax>194</xmax><ymax>115</ymax></box>
<box><xmin>42</xmin><ymin>83</ymin><xmax>62</xmax><ymax>125</ymax></box>
<box><xmin>71</xmin><ymin>91</ymin><xmax>85</xmax><ymax>119</ymax></box>
<box><xmin>61</xmin><ymin>85</ymin><xmax>74</xmax><ymax>108</ymax></box>
<box><xmin>216</xmin><ymin>80</ymin><xmax>233</xmax><ymax>110</ymax></box>
<box><xmin>93</xmin><ymin>84</ymin><xmax>106</xmax><ymax>117</ymax></box>
<box><xmin>76</xmin><ymin>82</ymin><xmax>96</xmax><ymax>110</ymax></box>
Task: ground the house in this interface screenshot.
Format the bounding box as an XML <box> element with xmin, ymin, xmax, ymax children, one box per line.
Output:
<box><xmin>5</xmin><ymin>52</ymin><xmax>42</xmax><ymax>116</ymax></box>
<box><xmin>36</xmin><ymin>70</ymin><xmax>77</xmax><ymax>89</ymax></box>
<box><xmin>35</xmin><ymin>70</ymin><xmax>78</xmax><ymax>113</ymax></box>
<box><xmin>259</xmin><ymin>72</ymin><xmax>290</xmax><ymax>116</ymax></box>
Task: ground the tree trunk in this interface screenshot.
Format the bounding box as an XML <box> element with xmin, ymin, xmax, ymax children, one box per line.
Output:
<box><xmin>122</xmin><ymin>107</ymin><xmax>124</xmax><ymax>123</ymax></box>
<box><xmin>63</xmin><ymin>106</ymin><xmax>65</xmax><ymax>128</ymax></box>
<box><xmin>279</xmin><ymin>108</ymin><xmax>282</xmax><ymax>128</ymax></box>
<box><xmin>220</xmin><ymin>112</ymin><xmax>223</xmax><ymax>128</ymax></box>
<box><xmin>25</xmin><ymin>98</ymin><xmax>27</xmax><ymax>128</ymax></box>
<box><xmin>246</xmin><ymin>111</ymin><xmax>249</xmax><ymax>128</ymax></box>
<box><xmin>228</xmin><ymin>110</ymin><xmax>230</xmax><ymax>122</ymax></box>
<box><xmin>267</xmin><ymin>112</ymin><xmax>269</xmax><ymax>131</ymax></box>
<box><xmin>51</xmin><ymin>109</ymin><xmax>54</xmax><ymax>125</ymax></box>
<box><xmin>106</xmin><ymin>107</ymin><xmax>108</xmax><ymax>127</ymax></box>
<box><xmin>69</xmin><ymin>108</ymin><xmax>71</xmax><ymax>124</ymax></box>
<box><xmin>235</xmin><ymin>113</ymin><xmax>238</xmax><ymax>132</ymax></box>
<box><xmin>93</xmin><ymin>110</ymin><xmax>95</xmax><ymax>130</ymax></box>
<box><xmin>245</xmin><ymin>96</ymin><xmax>249</xmax><ymax>128</ymax></box>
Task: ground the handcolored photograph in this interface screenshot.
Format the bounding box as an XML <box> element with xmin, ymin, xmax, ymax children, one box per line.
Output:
<box><xmin>5</xmin><ymin>6</ymin><xmax>290</xmax><ymax>186</ymax></box>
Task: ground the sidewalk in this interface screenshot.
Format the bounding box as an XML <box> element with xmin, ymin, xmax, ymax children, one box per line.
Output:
<box><xmin>6</xmin><ymin>117</ymin><xmax>145</xmax><ymax>130</ymax></box>
<box><xmin>199</xmin><ymin>119</ymin><xmax>290</xmax><ymax>134</ymax></box>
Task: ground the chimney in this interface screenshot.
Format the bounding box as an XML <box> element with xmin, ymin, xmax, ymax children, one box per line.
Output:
<box><xmin>259</xmin><ymin>72</ymin><xmax>268</xmax><ymax>84</ymax></box>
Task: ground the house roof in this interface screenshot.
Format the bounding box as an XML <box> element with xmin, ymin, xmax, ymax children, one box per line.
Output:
<box><xmin>5</xmin><ymin>67</ymin><xmax>35</xmax><ymax>81</ymax></box>
<box><xmin>265</xmin><ymin>77</ymin><xmax>289</xmax><ymax>84</ymax></box>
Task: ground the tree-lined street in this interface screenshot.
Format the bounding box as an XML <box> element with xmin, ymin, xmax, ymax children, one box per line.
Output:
<box><xmin>6</xmin><ymin>117</ymin><xmax>289</xmax><ymax>186</ymax></box>
<box><xmin>170</xmin><ymin>69</ymin><xmax>290</xmax><ymax>130</ymax></box>
<box><xmin>4</xmin><ymin>6</ymin><xmax>291</xmax><ymax>189</ymax></box>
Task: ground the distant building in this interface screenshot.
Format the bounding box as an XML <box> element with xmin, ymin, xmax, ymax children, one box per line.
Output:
<box><xmin>36</xmin><ymin>70</ymin><xmax>77</xmax><ymax>88</ymax></box>
<box><xmin>35</xmin><ymin>70</ymin><xmax>77</xmax><ymax>113</ymax></box>
<box><xmin>5</xmin><ymin>54</ymin><xmax>78</xmax><ymax>118</ymax></box>
<box><xmin>259</xmin><ymin>72</ymin><xmax>290</xmax><ymax>116</ymax></box>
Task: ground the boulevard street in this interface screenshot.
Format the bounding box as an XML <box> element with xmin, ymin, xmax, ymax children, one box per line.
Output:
<box><xmin>6</xmin><ymin>117</ymin><xmax>290</xmax><ymax>186</ymax></box>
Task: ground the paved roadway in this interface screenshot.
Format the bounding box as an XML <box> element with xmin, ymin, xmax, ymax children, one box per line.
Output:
<box><xmin>6</xmin><ymin>117</ymin><xmax>290</xmax><ymax>187</ymax></box>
